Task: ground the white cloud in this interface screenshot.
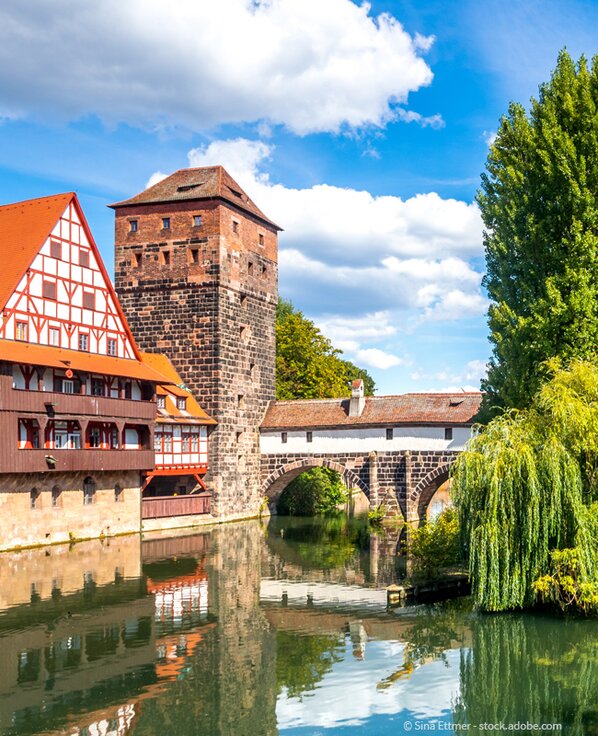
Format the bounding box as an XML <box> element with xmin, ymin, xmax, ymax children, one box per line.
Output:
<box><xmin>355</xmin><ymin>348</ymin><xmax>403</xmax><ymax>370</ymax></box>
<box><xmin>0</xmin><ymin>0</ymin><xmax>437</xmax><ymax>135</ymax></box>
<box><xmin>483</xmin><ymin>130</ymin><xmax>497</xmax><ymax>146</ymax></box>
<box><xmin>145</xmin><ymin>171</ymin><xmax>168</xmax><ymax>189</ymax></box>
<box><xmin>411</xmin><ymin>359</ymin><xmax>487</xmax><ymax>392</ymax></box>
<box><xmin>315</xmin><ymin>312</ymin><xmax>397</xmax><ymax>344</ymax></box>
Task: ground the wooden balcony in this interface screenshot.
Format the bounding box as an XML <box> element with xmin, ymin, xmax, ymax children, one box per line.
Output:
<box><xmin>141</xmin><ymin>493</ymin><xmax>211</xmax><ymax>519</ymax></box>
<box><xmin>3</xmin><ymin>448</ymin><xmax>155</xmax><ymax>474</ymax></box>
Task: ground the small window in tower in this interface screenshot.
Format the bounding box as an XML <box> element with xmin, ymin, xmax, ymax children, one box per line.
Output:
<box><xmin>107</xmin><ymin>338</ymin><xmax>117</xmax><ymax>356</ymax></box>
<box><xmin>16</xmin><ymin>321</ymin><xmax>28</xmax><ymax>341</ymax></box>
<box><xmin>83</xmin><ymin>290</ymin><xmax>95</xmax><ymax>310</ymax></box>
<box><xmin>238</xmin><ymin>394</ymin><xmax>245</xmax><ymax>409</ymax></box>
<box><xmin>130</xmin><ymin>220</ymin><xmax>138</xmax><ymax>233</ymax></box>
<box><xmin>51</xmin><ymin>485</ymin><xmax>62</xmax><ymax>508</ymax></box>
<box><xmin>232</xmin><ymin>220</ymin><xmax>239</xmax><ymax>234</ymax></box>
<box><xmin>240</xmin><ymin>326</ymin><xmax>250</xmax><ymax>342</ymax></box>
<box><xmin>240</xmin><ymin>293</ymin><xmax>247</xmax><ymax>307</ymax></box>
<box><xmin>83</xmin><ymin>476</ymin><xmax>96</xmax><ymax>505</ymax></box>
<box><xmin>386</xmin><ymin>428</ymin><xmax>393</xmax><ymax>441</ymax></box>
<box><xmin>250</xmin><ymin>362</ymin><xmax>256</xmax><ymax>379</ymax></box>
<box><xmin>161</xmin><ymin>250</ymin><xmax>171</xmax><ymax>267</ymax></box>
<box><xmin>177</xmin><ymin>397</ymin><xmax>187</xmax><ymax>411</ymax></box>
<box><xmin>49</xmin><ymin>327</ymin><xmax>60</xmax><ymax>346</ymax></box>
<box><xmin>115</xmin><ymin>484</ymin><xmax>124</xmax><ymax>503</ymax></box>
<box><xmin>258</xmin><ymin>233</ymin><xmax>264</xmax><ymax>247</ymax></box>
<box><xmin>50</xmin><ymin>240</ymin><xmax>62</xmax><ymax>259</ymax></box>
<box><xmin>281</xmin><ymin>432</ymin><xmax>288</xmax><ymax>444</ymax></box>
<box><xmin>444</xmin><ymin>427</ymin><xmax>453</xmax><ymax>441</ymax></box>
<box><xmin>79</xmin><ymin>248</ymin><xmax>90</xmax><ymax>268</ymax></box>
<box><xmin>248</xmin><ymin>261</ymin><xmax>254</xmax><ymax>276</ymax></box>
<box><xmin>79</xmin><ymin>332</ymin><xmax>89</xmax><ymax>351</ymax></box>
<box><xmin>132</xmin><ymin>251</ymin><xmax>142</xmax><ymax>268</ymax></box>
<box><xmin>261</xmin><ymin>264</ymin><xmax>267</xmax><ymax>278</ymax></box>
<box><xmin>43</xmin><ymin>280</ymin><xmax>57</xmax><ymax>300</ymax></box>
<box><xmin>30</xmin><ymin>488</ymin><xmax>41</xmax><ymax>510</ymax></box>
<box><xmin>193</xmin><ymin>215</ymin><xmax>203</xmax><ymax>227</ymax></box>
<box><xmin>162</xmin><ymin>217</ymin><xmax>170</xmax><ymax>230</ymax></box>
<box><xmin>236</xmin><ymin>431</ymin><xmax>243</xmax><ymax>444</ymax></box>
<box><xmin>189</xmin><ymin>248</ymin><xmax>199</xmax><ymax>265</ymax></box>
<box><xmin>306</xmin><ymin>431</ymin><xmax>313</xmax><ymax>443</ymax></box>
<box><xmin>157</xmin><ymin>396</ymin><xmax>166</xmax><ymax>410</ymax></box>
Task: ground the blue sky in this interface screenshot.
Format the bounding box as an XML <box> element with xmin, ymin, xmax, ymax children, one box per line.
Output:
<box><xmin>1</xmin><ymin>0</ymin><xmax>597</xmax><ymax>394</ymax></box>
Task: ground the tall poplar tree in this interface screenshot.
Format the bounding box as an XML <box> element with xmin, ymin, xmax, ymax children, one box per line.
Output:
<box><xmin>479</xmin><ymin>51</ymin><xmax>598</xmax><ymax>417</ymax></box>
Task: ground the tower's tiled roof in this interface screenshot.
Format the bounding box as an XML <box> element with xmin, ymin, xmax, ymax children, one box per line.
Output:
<box><xmin>0</xmin><ymin>193</ymin><xmax>73</xmax><ymax>311</ymax></box>
<box><xmin>109</xmin><ymin>166</ymin><xmax>281</xmax><ymax>230</ymax></box>
<box><xmin>261</xmin><ymin>393</ymin><xmax>482</xmax><ymax>430</ymax></box>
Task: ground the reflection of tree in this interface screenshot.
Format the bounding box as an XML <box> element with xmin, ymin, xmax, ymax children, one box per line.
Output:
<box><xmin>276</xmin><ymin>631</ymin><xmax>344</xmax><ymax>700</ymax></box>
<box><xmin>454</xmin><ymin>615</ymin><xmax>598</xmax><ymax>735</ymax></box>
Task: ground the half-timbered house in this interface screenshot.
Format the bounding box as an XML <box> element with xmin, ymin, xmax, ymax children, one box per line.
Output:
<box><xmin>0</xmin><ymin>192</ymin><xmax>171</xmax><ymax>550</ymax></box>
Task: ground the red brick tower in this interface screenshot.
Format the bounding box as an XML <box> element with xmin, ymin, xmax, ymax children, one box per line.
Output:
<box><xmin>111</xmin><ymin>167</ymin><xmax>280</xmax><ymax>518</ymax></box>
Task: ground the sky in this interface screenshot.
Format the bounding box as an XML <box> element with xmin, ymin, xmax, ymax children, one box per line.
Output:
<box><xmin>1</xmin><ymin>0</ymin><xmax>598</xmax><ymax>394</ymax></box>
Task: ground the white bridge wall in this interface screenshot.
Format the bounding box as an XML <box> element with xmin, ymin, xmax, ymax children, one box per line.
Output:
<box><xmin>260</xmin><ymin>425</ymin><xmax>473</xmax><ymax>455</ymax></box>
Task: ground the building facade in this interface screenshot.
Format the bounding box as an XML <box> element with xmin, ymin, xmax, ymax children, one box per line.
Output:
<box><xmin>112</xmin><ymin>167</ymin><xmax>280</xmax><ymax>519</ymax></box>
<box><xmin>0</xmin><ymin>193</ymin><xmax>170</xmax><ymax>550</ymax></box>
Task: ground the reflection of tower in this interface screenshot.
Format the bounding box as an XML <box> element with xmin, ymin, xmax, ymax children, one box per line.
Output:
<box><xmin>349</xmin><ymin>620</ymin><xmax>367</xmax><ymax>660</ymax></box>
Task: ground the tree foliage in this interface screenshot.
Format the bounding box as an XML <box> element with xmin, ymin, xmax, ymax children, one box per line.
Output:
<box><xmin>452</xmin><ymin>360</ymin><xmax>598</xmax><ymax>612</ymax></box>
<box><xmin>276</xmin><ymin>299</ymin><xmax>375</xmax><ymax>400</ymax></box>
<box><xmin>277</xmin><ymin>467</ymin><xmax>349</xmax><ymax>516</ymax></box>
<box><xmin>479</xmin><ymin>50</ymin><xmax>598</xmax><ymax>417</ymax></box>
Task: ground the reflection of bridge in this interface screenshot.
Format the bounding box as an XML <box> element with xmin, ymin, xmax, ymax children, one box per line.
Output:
<box><xmin>260</xmin><ymin>386</ymin><xmax>481</xmax><ymax>522</ymax></box>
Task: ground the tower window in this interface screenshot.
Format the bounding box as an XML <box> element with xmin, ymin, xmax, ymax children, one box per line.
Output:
<box><xmin>193</xmin><ymin>215</ymin><xmax>203</xmax><ymax>227</ymax></box>
<box><xmin>115</xmin><ymin>484</ymin><xmax>124</xmax><ymax>503</ymax></box>
<box><xmin>161</xmin><ymin>250</ymin><xmax>171</xmax><ymax>267</ymax></box>
<box><xmin>258</xmin><ymin>233</ymin><xmax>264</xmax><ymax>247</ymax></box>
<box><xmin>51</xmin><ymin>485</ymin><xmax>62</xmax><ymax>508</ymax></box>
<box><xmin>50</xmin><ymin>240</ymin><xmax>62</xmax><ymax>259</ymax></box>
<box><xmin>240</xmin><ymin>293</ymin><xmax>247</xmax><ymax>307</ymax></box>
<box><xmin>248</xmin><ymin>261</ymin><xmax>254</xmax><ymax>275</ymax></box>
<box><xmin>386</xmin><ymin>428</ymin><xmax>393</xmax><ymax>440</ymax></box>
<box><xmin>189</xmin><ymin>248</ymin><xmax>199</xmax><ymax>265</ymax></box>
<box><xmin>30</xmin><ymin>488</ymin><xmax>41</xmax><ymax>510</ymax></box>
<box><xmin>132</xmin><ymin>251</ymin><xmax>142</xmax><ymax>268</ymax></box>
<box><xmin>162</xmin><ymin>217</ymin><xmax>170</xmax><ymax>230</ymax></box>
<box><xmin>83</xmin><ymin>477</ymin><xmax>96</xmax><ymax>505</ymax></box>
<box><xmin>444</xmin><ymin>427</ymin><xmax>453</xmax><ymax>441</ymax></box>
<box><xmin>129</xmin><ymin>220</ymin><xmax>138</xmax><ymax>233</ymax></box>
<box><xmin>261</xmin><ymin>264</ymin><xmax>267</xmax><ymax>278</ymax></box>
<box><xmin>232</xmin><ymin>220</ymin><xmax>239</xmax><ymax>234</ymax></box>
<box><xmin>238</xmin><ymin>394</ymin><xmax>245</xmax><ymax>409</ymax></box>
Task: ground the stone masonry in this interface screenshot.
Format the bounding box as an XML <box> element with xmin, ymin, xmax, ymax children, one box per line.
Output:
<box><xmin>112</xmin><ymin>170</ymin><xmax>279</xmax><ymax>518</ymax></box>
<box><xmin>260</xmin><ymin>450</ymin><xmax>459</xmax><ymax>522</ymax></box>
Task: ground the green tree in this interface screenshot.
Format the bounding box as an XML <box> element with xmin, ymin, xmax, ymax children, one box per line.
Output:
<box><xmin>479</xmin><ymin>51</ymin><xmax>598</xmax><ymax>418</ymax></box>
<box><xmin>277</xmin><ymin>467</ymin><xmax>349</xmax><ymax>516</ymax></box>
<box><xmin>276</xmin><ymin>299</ymin><xmax>375</xmax><ymax>399</ymax></box>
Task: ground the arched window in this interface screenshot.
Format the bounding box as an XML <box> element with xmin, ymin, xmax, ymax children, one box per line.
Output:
<box><xmin>51</xmin><ymin>485</ymin><xmax>61</xmax><ymax>508</ymax></box>
<box><xmin>30</xmin><ymin>487</ymin><xmax>40</xmax><ymax>510</ymax></box>
<box><xmin>114</xmin><ymin>484</ymin><xmax>124</xmax><ymax>503</ymax></box>
<box><xmin>83</xmin><ymin>476</ymin><xmax>95</xmax><ymax>506</ymax></box>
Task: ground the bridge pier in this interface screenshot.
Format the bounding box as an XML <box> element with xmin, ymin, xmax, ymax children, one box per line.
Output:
<box><xmin>368</xmin><ymin>451</ymin><xmax>379</xmax><ymax>509</ymax></box>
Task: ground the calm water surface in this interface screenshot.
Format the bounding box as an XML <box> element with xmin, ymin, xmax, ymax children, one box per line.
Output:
<box><xmin>0</xmin><ymin>516</ymin><xmax>596</xmax><ymax>736</ymax></box>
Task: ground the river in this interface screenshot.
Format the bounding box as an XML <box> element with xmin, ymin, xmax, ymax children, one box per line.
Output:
<box><xmin>0</xmin><ymin>516</ymin><xmax>596</xmax><ymax>736</ymax></box>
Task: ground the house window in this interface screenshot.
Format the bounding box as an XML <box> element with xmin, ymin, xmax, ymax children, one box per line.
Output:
<box><xmin>79</xmin><ymin>333</ymin><xmax>89</xmax><ymax>351</ymax></box>
<box><xmin>123</xmin><ymin>382</ymin><xmax>132</xmax><ymax>399</ymax></box>
<box><xmin>110</xmin><ymin>428</ymin><xmax>119</xmax><ymax>449</ymax></box>
<box><xmin>16</xmin><ymin>321</ymin><xmax>27</xmax><ymax>341</ymax></box>
<box><xmin>43</xmin><ymin>280</ymin><xmax>57</xmax><ymax>300</ymax></box>
<box><xmin>154</xmin><ymin>432</ymin><xmax>162</xmax><ymax>451</ymax></box>
<box><xmin>161</xmin><ymin>250</ymin><xmax>171</xmax><ymax>266</ymax></box>
<box><xmin>83</xmin><ymin>477</ymin><xmax>96</xmax><ymax>505</ymax></box>
<box><xmin>114</xmin><ymin>484</ymin><xmax>124</xmax><ymax>503</ymax></box>
<box><xmin>164</xmin><ymin>433</ymin><xmax>172</xmax><ymax>452</ymax></box>
<box><xmin>79</xmin><ymin>249</ymin><xmax>90</xmax><ymax>268</ymax></box>
<box><xmin>157</xmin><ymin>396</ymin><xmax>166</xmax><ymax>409</ymax></box>
<box><xmin>306</xmin><ymin>431</ymin><xmax>313</xmax><ymax>443</ymax></box>
<box><xmin>50</xmin><ymin>240</ymin><xmax>62</xmax><ymax>259</ymax></box>
<box><xmin>30</xmin><ymin>488</ymin><xmax>41</xmax><ymax>510</ymax></box>
<box><xmin>281</xmin><ymin>432</ymin><xmax>288</xmax><ymax>444</ymax></box>
<box><xmin>232</xmin><ymin>220</ymin><xmax>239</xmax><ymax>234</ymax></box>
<box><xmin>162</xmin><ymin>217</ymin><xmax>170</xmax><ymax>230</ymax></box>
<box><xmin>88</xmin><ymin>427</ymin><xmax>101</xmax><ymax>448</ymax></box>
<box><xmin>91</xmin><ymin>379</ymin><xmax>104</xmax><ymax>397</ymax></box>
<box><xmin>129</xmin><ymin>220</ymin><xmax>138</xmax><ymax>233</ymax></box>
<box><xmin>49</xmin><ymin>327</ymin><xmax>60</xmax><ymax>346</ymax></box>
<box><xmin>51</xmin><ymin>485</ymin><xmax>61</xmax><ymax>508</ymax></box>
<box><xmin>62</xmin><ymin>379</ymin><xmax>75</xmax><ymax>394</ymax></box>
<box><xmin>193</xmin><ymin>215</ymin><xmax>202</xmax><ymax>227</ymax></box>
<box><xmin>107</xmin><ymin>338</ymin><xmax>117</xmax><ymax>356</ymax></box>
<box><xmin>82</xmin><ymin>290</ymin><xmax>95</xmax><ymax>310</ymax></box>
<box><xmin>258</xmin><ymin>233</ymin><xmax>264</xmax><ymax>246</ymax></box>
<box><xmin>177</xmin><ymin>397</ymin><xmax>187</xmax><ymax>411</ymax></box>
<box><xmin>189</xmin><ymin>248</ymin><xmax>199</xmax><ymax>264</ymax></box>
<box><xmin>386</xmin><ymin>428</ymin><xmax>393</xmax><ymax>441</ymax></box>
<box><xmin>444</xmin><ymin>427</ymin><xmax>453</xmax><ymax>441</ymax></box>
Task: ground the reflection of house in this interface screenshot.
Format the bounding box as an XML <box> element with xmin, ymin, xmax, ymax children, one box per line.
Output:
<box><xmin>141</xmin><ymin>353</ymin><xmax>215</xmax><ymax>526</ymax></box>
<box><xmin>0</xmin><ymin>193</ymin><xmax>173</xmax><ymax>550</ymax></box>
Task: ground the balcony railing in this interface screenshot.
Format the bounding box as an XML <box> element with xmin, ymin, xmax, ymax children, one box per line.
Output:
<box><xmin>142</xmin><ymin>493</ymin><xmax>211</xmax><ymax>519</ymax></box>
<box><xmin>0</xmin><ymin>448</ymin><xmax>155</xmax><ymax>474</ymax></box>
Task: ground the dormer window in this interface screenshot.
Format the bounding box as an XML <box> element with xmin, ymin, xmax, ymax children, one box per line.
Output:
<box><xmin>193</xmin><ymin>215</ymin><xmax>203</xmax><ymax>227</ymax></box>
<box><xmin>157</xmin><ymin>396</ymin><xmax>166</xmax><ymax>410</ymax></box>
<box><xmin>177</xmin><ymin>397</ymin><xmax>187</xmax><ymax>411</ymax></box>
<box><xmin>129</xmin><ymin>220</ymin><xmax>138</xmax><ymax>233</ymax></box>
<box><xmin>162</xmin><ymin>217</ymin><xmax>170</xmax><ymax>230</ymax></box>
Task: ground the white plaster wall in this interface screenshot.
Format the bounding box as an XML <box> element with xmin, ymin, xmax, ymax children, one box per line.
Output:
<box><xmin>260</xmin><ymin>425</ymin><xmax>473</xmax><ymax>454</ymax></box>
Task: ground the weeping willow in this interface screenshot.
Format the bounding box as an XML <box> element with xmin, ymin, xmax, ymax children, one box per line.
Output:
<box><xmin>452</xmin><ymin>360</ymin><xmax>598</xmax><ymax>612</ymax></box>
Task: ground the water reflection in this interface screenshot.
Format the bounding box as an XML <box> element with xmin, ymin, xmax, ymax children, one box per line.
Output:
<box><xmin>0</xmin><ymin>519</ymin><xmax>595</xmax><ymax>736</ymax></box>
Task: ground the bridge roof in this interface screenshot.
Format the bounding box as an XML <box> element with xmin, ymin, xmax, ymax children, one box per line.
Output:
<box><xmin>261</xmin><ymin>392</ymin><xmax>482</xmax><ymax>430</ymax></box>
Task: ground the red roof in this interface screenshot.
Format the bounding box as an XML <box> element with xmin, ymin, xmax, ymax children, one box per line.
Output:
<box><xmin>261</xmin><ymin>393</ymin><xmax>482</xmax><ymax>430</ymax></box>
<box><xmin>109</xmin><ymin>166</ymin><xmax>281</xmax><ymax>230</ymax></box>
<box><xmin>0</xmin><ymin>193</ymin><xmax>73</xmax><ymax>312</ymax></box>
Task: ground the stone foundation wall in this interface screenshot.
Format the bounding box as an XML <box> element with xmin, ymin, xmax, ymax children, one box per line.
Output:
<box><xmin>0</xmin><ymin>470</ymin><xmax>141</xmax><ymax>551</ymax></box>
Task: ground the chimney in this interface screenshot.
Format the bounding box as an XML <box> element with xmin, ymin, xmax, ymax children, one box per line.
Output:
<box><xmin>349</xmin><ymin>379</ymin><xmax>365</xmax><ymax>417</ymax></box>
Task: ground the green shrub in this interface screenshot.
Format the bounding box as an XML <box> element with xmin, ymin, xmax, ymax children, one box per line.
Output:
<box><xmin>408</xmin><ymin>508</ymin><xmax>463</xmax><ymax>579</ymax></box>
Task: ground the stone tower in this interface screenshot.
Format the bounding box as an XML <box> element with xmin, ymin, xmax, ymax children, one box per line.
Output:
<box><xmin>111</xmin><ymin>167</ymin><xmax>280</xmax><ymax>518</ymax></box>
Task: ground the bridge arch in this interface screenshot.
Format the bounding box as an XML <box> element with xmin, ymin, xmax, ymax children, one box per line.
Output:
<box><xmin>261</xmin><ymin>457</ymin><xmax>370</xmax><ymax>508</ymax></box>
<box><xmin>411</xmin><ymin>463</ymin><xmax>452</xmax><ymax>521</ymax></box>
